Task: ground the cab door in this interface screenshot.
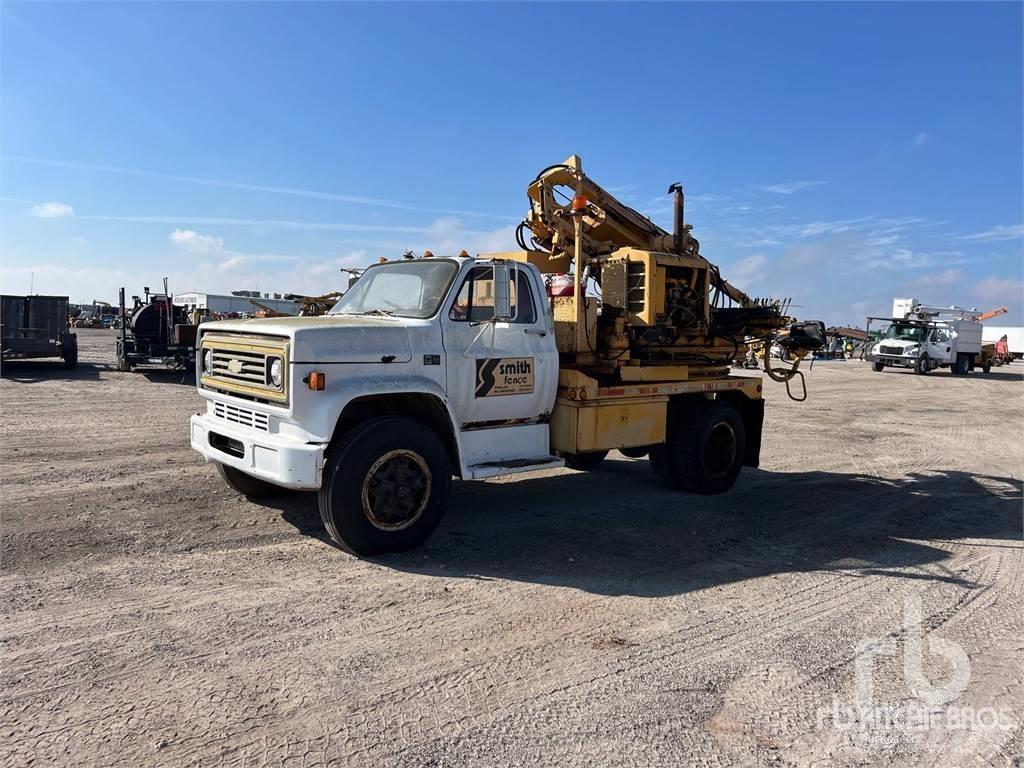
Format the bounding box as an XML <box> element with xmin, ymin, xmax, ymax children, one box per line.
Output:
<box><xmin>927</xmin><ymin>327</ymin><xmax>952</xmax><ymax>362</ymax></box>
<box><xmin>441</xmin><ymin>263</ymin><xmax>557</xmax><ymax>453</ymax></box>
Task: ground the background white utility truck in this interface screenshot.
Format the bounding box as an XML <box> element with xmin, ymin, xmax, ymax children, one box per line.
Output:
<box><xmin>866</xmin><ymin>297</ymin><xmax>990</xmax><ymax>375</ymax></box>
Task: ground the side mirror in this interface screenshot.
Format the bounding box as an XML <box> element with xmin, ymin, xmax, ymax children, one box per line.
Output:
<box><xmin>492</xmin><ymin>263</ymin><xmax>514</xmax><ymax>321</ymax></box>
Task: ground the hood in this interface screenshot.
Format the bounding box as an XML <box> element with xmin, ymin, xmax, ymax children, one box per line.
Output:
<box><xmin>200</xmin><ymin>315</ymin><xmax>412</xmax><ymax>363</ymax></box>
<box><xmin>876</xmin><ymin>338</ymin><xmax>920</xmax><ymax>355</ymax></box>
<box><xmin>878</xmin><ymin>338</ymin><xmax>919</xmax><ymax>348</ymax></box>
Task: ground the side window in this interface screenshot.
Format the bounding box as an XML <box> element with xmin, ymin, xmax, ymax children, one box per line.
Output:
<box><xmin>449</xmin><ymin>267</ymin><xmax>537</xmax><ymax>324</ymax></box>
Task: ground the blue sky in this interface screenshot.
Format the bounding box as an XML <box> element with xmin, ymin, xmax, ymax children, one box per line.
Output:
<box><xmin>1</xmin><ymin>2</ymin><xmax>1021</xmax><ymax>325</ymax></box>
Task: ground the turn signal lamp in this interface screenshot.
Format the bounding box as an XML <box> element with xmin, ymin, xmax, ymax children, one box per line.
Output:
<box><xmin>306</xmin><ymin>372</ymin><xmax>326</xmax><ymax>391</ymax></box>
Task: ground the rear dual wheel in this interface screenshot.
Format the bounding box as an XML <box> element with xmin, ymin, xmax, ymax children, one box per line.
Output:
<box><xmin>650</xmin><ymin>399</ymin><xmax>746</xmax><ymax>494</ymax></box>
<box><xmin>319</xmin><ymin>417</ymin><xmax>451</xmax><ymax>556</ymax></box>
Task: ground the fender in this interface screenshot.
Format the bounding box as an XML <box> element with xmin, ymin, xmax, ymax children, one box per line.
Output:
<box><xmin>296</xmin><ymin>371</ymin><xmax>471</xmax><ymax>478</ymax></box>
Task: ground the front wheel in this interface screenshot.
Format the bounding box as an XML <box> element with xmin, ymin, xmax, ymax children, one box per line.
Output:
<box><xmin>217</xmin><ymin>463</ymin><xmax>279</xmax><ymax>499</ymax></box>
<box><xmin>319</xmin><ymin>417</ymin><xmax>451</xmax><ymax>556</ymax></box>
<box><xmin>872</xmin><ymin>361</ymin><xmax>885</xmax><ymax>372</ymax></box>
<box><xmin>650</xmin><ymin>399</ymin><xmax>746</xmax><ymax>494</ymax></box>
<box><xmin>914</xmin><ymin>355</ymin><xmax>929</xmax><ymax>375</ymax></box>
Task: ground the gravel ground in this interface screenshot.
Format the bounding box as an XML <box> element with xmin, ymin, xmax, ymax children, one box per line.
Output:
<box><xmin>2</xmin><ymin>328</ymin><xmax>1022</xmax><ymax>767</ymax></box>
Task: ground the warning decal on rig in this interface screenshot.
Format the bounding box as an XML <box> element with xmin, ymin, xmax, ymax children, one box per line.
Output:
<box><xmin>475</xmin><ymin>357</ymin><xmax>534</xmax><ymax>397</ymax></box>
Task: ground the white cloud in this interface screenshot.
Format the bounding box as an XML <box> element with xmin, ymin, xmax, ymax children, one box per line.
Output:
<box><xmin>913</xmin><ymin>131</ymin><xmax>928</xmax><ymax>146</ymax></box>
<box><xmin>418</xmin><ymin>217</ymin><xmax>517</xmax><ymax>255</ymax></box>
<box><xmin>972</xmin><ymin>277</ymin><xmax>1024</xmax><ymax>306</ymax></box>
<box><xmin>82</xmin><ymin>214</ymin><xmax>427</xmax><ymax>234</ymax></box>
<box><xmin>169</xmin><ymin>228</ymin><xmax>224</xmax><ymax>253</ymax></box>
<box><xmin>911</xmin><ymin>268</ymin><xmax>964</xmax><ymax>287</ymax></box>
<box><xmin>5</xmin><ymin>155</ymin><xmax>514</xmax><ymax>221</ymax></box>
<box><xmin>752</xmin><ymin>181</ymin><xmax>825</xmax><ymax>195</ymax></box>
<box><xmin>30</xmin><ymin>201</ymin><xmax>74</xmax><ymax>218</ymax></box>
<box><xmin>1</xmin><ymin>216</ymin><xmax>519</xmax><ymax>305</ymax></box>
<box><xmin>726</xmin><ymin>254</ymin><xmax>769</xmax><ymax>284</ymax></box>
<box><xmin>956</xmin><ymin>224</ymin><xmax>1024</xmax><ymax>243</ymax></box>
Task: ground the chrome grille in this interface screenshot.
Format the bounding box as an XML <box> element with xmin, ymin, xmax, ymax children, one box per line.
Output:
<box><xmin>214</xmin><ymin>402</ymin><xmax>270</xmax><ymax>432</ymax></box>
<box><xmin>211</xmin><ymin>348</ymin><xmax>268</xmax><ymax>384</ymax></box>
<box><xmin>200</xmin><ymin>333</ymin><xmax>288</xmax><ymax>403</ymax></box>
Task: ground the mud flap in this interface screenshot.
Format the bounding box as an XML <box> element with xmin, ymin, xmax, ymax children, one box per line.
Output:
<box><xmin>718</xmin><ymin>392</ymin><xmax>764</xmax><ymax>468</ymax></box>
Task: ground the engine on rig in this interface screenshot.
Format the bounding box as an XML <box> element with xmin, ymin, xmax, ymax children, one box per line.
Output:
<box><xmin>513</xmin><ymin>155</ymin><xmax>823</xmax><ymax>380</ymax></box>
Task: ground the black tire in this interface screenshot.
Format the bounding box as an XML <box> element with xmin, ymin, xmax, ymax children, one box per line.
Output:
<box><xmin>914</xmin><ymin>355</ymin><xmax>929</xmax><ymax>375</ymax></box>
<box><xmin>619</xmin><ymin>446</ymin><xmax>649</xmax><ymax>459</ymax></box>
<box><xmin>116</xmin><ymin>341</ymin><xmax>131</xmax><ymax>371</ymax></box>
<box><xmin>650</xmin><ymin>399</ymin><xmax>746</xmax><ymax>494</ymax></box>
<box><xmin>318</xmin><ymin>417</ymin><xmax>451</xmax><ymax>556</ymax></box>
<box><xmin>63</xmin><ymin>338</ymin><xmax>78</xmax><ymax>370</ymax></box>
<box><xmin>982</xmin><ymin>362</ymin><xmax>992</xmax><ymax>374</ymax></box>
<box><xmin>217</xmin><ymin>463</ymin><xmax>279</xmax><ymax>499</ymax></box>
<box><xmin>563</xmin><ymin>451</ymin><xmax>608</xmax><ymax>470</ymax></box>
<box><xmin>954</xmin><ymin>354</ymin><xmax>970</xmax><ymax>375</ymax></box>
<box><xmin>872</xmin><ymin>361</ymin><xmax>885</xmax><ymax>372</ymax></box>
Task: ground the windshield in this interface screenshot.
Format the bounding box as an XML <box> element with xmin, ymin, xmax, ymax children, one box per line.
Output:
<box><xmin>330</xmin><ymin>260</ymin><xmax>459</xmax><ymax>319</ymax></box>
<box><xmin>885</xmin><ymin>323</ymin><xmax>926</xmax><ymax>342</ymax></box>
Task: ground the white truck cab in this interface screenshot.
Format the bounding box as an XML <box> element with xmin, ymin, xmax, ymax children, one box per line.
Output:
<box><xmin>191</xmin><ymin>255</ymin><xmax>578</xmax><ymax>552</ymax></box>
<box><xmin>191</xmin><ymin>254</ymin><xmax>562</xmax><ymax>479</ymax></box>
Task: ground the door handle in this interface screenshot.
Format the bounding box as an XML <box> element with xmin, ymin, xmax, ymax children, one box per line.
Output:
<box><xmin>524</xmin><ymin>328</ymin><xmax>547</xmax><ymax>337</ymax></box>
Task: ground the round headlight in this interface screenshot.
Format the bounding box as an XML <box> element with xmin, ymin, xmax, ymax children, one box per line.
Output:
<box><xmin>269</xmin><ymin>358</ymin><xmax>283</xmax><ymax>388</ymax></box>
<box><xmin>203</xmin><ymin>349</ymin><xmax>212</xmax><ymax>372</ymax></box>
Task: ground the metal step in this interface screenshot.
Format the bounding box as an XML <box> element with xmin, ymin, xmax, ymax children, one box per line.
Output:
<box><xmin>467</xmin><ymin>456</ymin><xmax>565</xmax><ymax>480</ymax></box>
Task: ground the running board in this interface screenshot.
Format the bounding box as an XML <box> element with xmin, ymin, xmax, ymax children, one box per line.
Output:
<box><xmin>467</xmin><ymin>456</ymin><xmax>565</xmax><ymax>480</ymax></box>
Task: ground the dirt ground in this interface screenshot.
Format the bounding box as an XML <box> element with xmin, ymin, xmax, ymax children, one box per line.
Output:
<box><xmin>2</xmin><ymin>328</ymin><xmax>1022</xmax><ymax>767</ymax></box>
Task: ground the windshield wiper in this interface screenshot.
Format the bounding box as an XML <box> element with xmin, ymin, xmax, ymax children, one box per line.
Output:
<box><xmin>350</xmin><ymin>308</ymin><xmax>396</xmax><ymax>316</ymax></box>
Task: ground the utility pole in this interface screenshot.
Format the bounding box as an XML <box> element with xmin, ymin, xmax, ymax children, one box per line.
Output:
<box><xmin>29</xmin><ymin>272</ymin><xmax>34</xmax><ymax>295</ymax></box>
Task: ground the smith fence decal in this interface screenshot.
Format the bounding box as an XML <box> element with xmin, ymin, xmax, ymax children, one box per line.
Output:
<box><xmin>475</xmin><ymin>357</ymin><xmax>534</xmax><ymax>397</ymax></box>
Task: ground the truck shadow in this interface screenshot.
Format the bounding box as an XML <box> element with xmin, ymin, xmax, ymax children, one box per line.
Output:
<box><xmin>274</xmin><ymin>459</ymin><xmax>1022</xmax><ymax>598</ymax></box>
<box><xmin>877</xmin><ymin>367</ymin><xmax>1022</xmax><ymax>381</ymax></box>
<box><xmin>137</xmin><ymin>369</ymin><xmax>196</xmax><ymax>385</ymax></box>
<box><xmin>0</xmin><ymin>360</ymin><xmax>104</xmax><ymax>382</ymax></box>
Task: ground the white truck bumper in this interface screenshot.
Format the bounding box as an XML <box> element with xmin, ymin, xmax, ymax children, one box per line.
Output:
<box><xmin>867</xmin><ymin>353</ymin><xmax>915</xmax><ymax>368</ymax></box>
<box><xmin>190</xmin><ymin>412</ymin><xmax>326</xmax><ymax>490</ymax></box>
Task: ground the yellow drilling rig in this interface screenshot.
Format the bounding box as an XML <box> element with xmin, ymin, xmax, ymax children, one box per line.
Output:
<box><xmin>506</xmin><ymin>155</ymin><xmax>821</xmax><ymax>388</ymax></box>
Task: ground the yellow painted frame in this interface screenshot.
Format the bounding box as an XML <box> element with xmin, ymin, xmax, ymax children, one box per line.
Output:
<box><xmin>199</xmin><ymin>333</ymin><xmax>290</xmax><ymax>404</ymax></box>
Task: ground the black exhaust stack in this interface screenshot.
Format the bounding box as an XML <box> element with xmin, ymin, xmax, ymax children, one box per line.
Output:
<box><xmin>667</xmin><ymin>182</ymin><xmax>685</xmax><ymax>253</ymax></box>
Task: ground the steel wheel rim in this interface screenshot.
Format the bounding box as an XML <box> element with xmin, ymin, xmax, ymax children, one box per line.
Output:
<box><xmin>361</xmin><ymin>449</ymin><xmax>431</xmax><ymax>531</ymax></box>
<box><xmin>705</xmin><ymin>422</ymin><xmax>737</xmax><ymax>479</ymax></box>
